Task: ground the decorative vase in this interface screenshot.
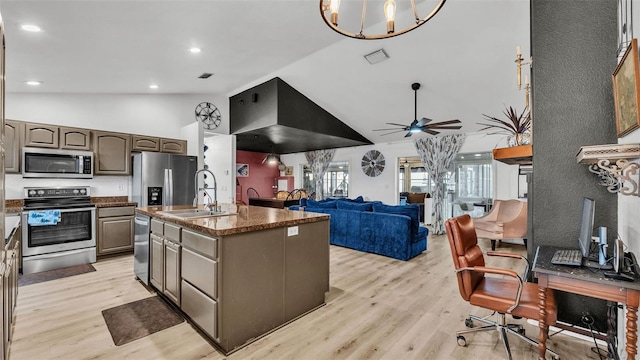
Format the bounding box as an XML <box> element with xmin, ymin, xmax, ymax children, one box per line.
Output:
<box><xmin>507</xmin><ymin>131</ymin><xmax>532</xmax><ymax>147</ymax></box>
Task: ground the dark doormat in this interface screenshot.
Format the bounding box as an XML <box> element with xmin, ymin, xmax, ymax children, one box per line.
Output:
<box><xmin>102</xmin><ymin>296</ymin><xmax>184</xmax><ymax>346</ymax></box>
<box><xmin>18</xmin><ymin>263</ymin><xmax>96</xmax><ymax>287</ymax></box>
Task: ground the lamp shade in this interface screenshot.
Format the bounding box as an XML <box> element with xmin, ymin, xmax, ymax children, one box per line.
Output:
<box><xmin>262</xmin><ymin>153</ymin><xmax>282</xmax><ymax>165</ymax></box>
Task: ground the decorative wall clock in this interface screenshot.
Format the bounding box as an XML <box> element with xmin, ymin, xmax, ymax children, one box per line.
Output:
<box><xmin>361</xmin><ymin>150</ymin><xmax>385</xmax><ymax>177</ymax></box>
<box><xmin>195</xmin><ymin>102</ymin><xmax>222</xmax><ymax>130</ymax></box>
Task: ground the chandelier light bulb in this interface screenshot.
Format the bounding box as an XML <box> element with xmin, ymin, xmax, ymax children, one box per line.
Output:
<box><xmin>329</xmin><ymin>0</ymin><xmax>341</xmax><ymax>25</ymax></box>
<box><xmin>384</xmin><ymin>0</ymin><xmax>396</xmax><ymax>33</ymax></box>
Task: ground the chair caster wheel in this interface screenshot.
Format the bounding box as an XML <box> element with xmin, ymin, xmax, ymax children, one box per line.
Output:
<box><xmin>464</xmin><ymin>318</ymin><xmax>473</xmax><ymax>328</ymax></box>
<box><xmin>457</xmin><ymin>335</ymin><xmax>467</xmax><ymax>347</ymax></box>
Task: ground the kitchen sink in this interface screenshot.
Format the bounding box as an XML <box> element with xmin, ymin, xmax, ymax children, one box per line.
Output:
<box><xmin>157</xmin><ymin>208</ymin><xmax>231</xmax><ymax>219</ymax></box>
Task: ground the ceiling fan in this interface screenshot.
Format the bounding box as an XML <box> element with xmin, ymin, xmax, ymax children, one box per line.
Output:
<box><xmin>373</xmin><ymin>83</ymin><xmax>462</xmax><ymax>137</ymax></box>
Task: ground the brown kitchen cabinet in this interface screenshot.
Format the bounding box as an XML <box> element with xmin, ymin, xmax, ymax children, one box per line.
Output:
<box><xmin>24</xmin><ymin>123</ymin><xmax>58</xmax><ymax>148</ymax></box>
<box><xmin>162</xmin><ymin>222</ymin><xmax>182</xmax><ymax>305</ymax></box>
<box><xmin>59</xmin><ymin>127</ymin><xmax>91</xmax><ymax>151</ymax></box>
<box><xmin>4</xmin><ymin>120</ymin><xmax>22</xmax><ymax>174</ymax></box>
<box><xmin>132</xmin><ymin>135</ymin><xmax>160</xmax><ymax>152</ymax></box>
<box><xmin>160</xmin><ymin>138</ymin><xmax>187</xmax><ymax>154</ymax></box>
<box><xmin>93</xmin><ymin>131</ymin><xmax>131</xmax><ymax>175</ymax></box>
<box><xmin>150</xmin><ymin>233</ymin><xmax>164</xmax><ymax>291</ymax></box>
<box><xmin>97</xmin><ymin>206</ymin><xmax>134</xmax><ymax>256</ymax></box>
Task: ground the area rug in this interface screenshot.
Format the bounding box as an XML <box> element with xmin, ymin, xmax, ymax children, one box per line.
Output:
<box><xmin>102</xmin><ymin>296</ymin><xmax>184</xmax><ymax>346</ymax></box>
<box><xmin>18</xmin><ymin>263</ymin><xmax>96</xmax><ymax>287</ymax></box>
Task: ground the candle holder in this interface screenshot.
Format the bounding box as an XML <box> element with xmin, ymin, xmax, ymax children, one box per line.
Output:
<box><xmin>515</xmin><ymin>50</ymin><xmax>532</xmax><ymax>90</ymax></box>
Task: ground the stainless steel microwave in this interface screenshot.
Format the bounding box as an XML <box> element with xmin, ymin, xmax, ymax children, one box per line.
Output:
<box><xmin>22</xmin><ymin>148</ymin><xmax>93</xmax><ymax>178</ymax></box>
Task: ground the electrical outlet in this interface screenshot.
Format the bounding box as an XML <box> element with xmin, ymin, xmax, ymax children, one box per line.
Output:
<box><xmin>287</xmin><ymin>226</ymin><xmax>299</xmax><ymax>236</ymax></box>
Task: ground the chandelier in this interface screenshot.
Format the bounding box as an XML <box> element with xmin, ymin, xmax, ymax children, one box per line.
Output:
<box><xmin>319</xmin><ymin>0</ymin><xmax>447</xmax><ymax>40</ymax></box>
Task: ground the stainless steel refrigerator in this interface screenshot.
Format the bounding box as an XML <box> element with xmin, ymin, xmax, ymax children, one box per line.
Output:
<box><xmin>132</xmin><ymin>152</ymin><xmax>198</xmax><ymax>285</ymax></box>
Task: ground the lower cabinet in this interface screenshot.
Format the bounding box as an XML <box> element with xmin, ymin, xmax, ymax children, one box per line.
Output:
<box><xmin>2</xmin><ymin>224</ymin><xmax>20</xmax><ymax>360</ymax></box>
<box><xmin>163</xmin><ymin>239</ymin><xmax>181</xmax><ymax>305</ymax></box>
<box><xmin>181</xmin><ymin>279</ymin><xmax>217</xmax><ymax>339</ymax></box>
<box><xmin>97</xmin><ymin>207</ymin><xmax>134</xmax><ymax>256</ymax></box>
<box><xmin>150</xmin><ymin>234</ymin><xmax>164</xmax><ymax>291</ymax></box>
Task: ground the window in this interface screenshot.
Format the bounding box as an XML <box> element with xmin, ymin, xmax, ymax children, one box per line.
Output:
<box><xmin>302</xmin><ymin>161</ymin><xmax>349</xmax><ymax>199</ymax></box>
<box><xmin>399</xmin><ymin>158</ymin><xmax>435</xmax><ymax>194</ymax></box>
<box><xmin>452</xmin><ymin>152</ymin><xmax>493</xmax><ymax>202</ymax></box>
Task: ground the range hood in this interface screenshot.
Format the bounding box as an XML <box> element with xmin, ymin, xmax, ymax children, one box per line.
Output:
<box><xmin>230</xmin><ymin>77</ymin><xmax>372</xmax><ymax>154</ymax></box>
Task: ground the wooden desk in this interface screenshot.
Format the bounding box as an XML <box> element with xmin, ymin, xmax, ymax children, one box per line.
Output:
<box><xmin>533</xmin><ymin>246</ymin><xmax>640</xmax><ymax>360</ymax></box>
<box><xmin>248</xmin><ymin>197</ymin><xmax>299</xmax><ymax>209</ymax></box>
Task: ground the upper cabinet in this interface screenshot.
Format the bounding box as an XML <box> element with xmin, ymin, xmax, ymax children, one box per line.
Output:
<box><xmin>132</xmin><ymin>135</ymin><xmax>160</xmax><ymax>152</ymax></box>
<box><xmin>59</xmin><ymin>127</ymin><xmax>91</xmax><ymax>151</ymax></box>
<box><xmin>132</xmin><ymin>136</ymin><xmax>186</xmax><ymax>154</ymax></box>
<box><xmin>4</xmin><ymin>120</ymin><xmax>22</xmax><ymax>174</ymax></box>
<box><xmin>4</xmin><ymin>120</ymin><xmax>189</xmax><ymax>174</ymax></box>
<box><xmin>24</xmin><ymin>123</ymin><xmax>58</xmax><ymax>148</ymax></box>
<box><xmin>93</xmin><ymin>131</ymin><xmax>131</xmax><ymax>175</ymax></box>
<box><xmin>160</xmin><ymin>138</ymin><xmax>187</xmax><ymax>154</ymax></box>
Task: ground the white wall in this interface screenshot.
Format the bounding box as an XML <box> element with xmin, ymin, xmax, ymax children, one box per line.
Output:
<box><xmin>4</xmin><ymin>93</ymin><xmax>230</xmax><ymax>200</ymax></box>
<box><xmin>203</xmin><ymin>134</ymin><xmax>236</xmax><ymax>204</ymax></box>
<box><xmin>279</xmin><ymin>132</ymin><xmax>519</xmax><ymax>205</ymax></box>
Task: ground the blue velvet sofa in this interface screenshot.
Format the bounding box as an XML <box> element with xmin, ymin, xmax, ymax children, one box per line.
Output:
<box><xmin>290</xmin><ymin>197</ymin><xmax>428</xmax><ymax>261</ymax></box>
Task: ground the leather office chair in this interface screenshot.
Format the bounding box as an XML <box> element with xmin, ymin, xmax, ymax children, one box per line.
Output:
<box><xmin>473</xmin><ymin>199</ymin><xmax>527</xmax><ymax>251</ymax></box>
<box><xmin>445</xmin><ymin>215</ymin><xmax>559</xmax><ymax>360</ymax></box>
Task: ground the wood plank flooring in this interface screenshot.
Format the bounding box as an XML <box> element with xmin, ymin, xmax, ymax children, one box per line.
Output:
<box><xmin>9</xmin><ymin>235</ymin><xmax>600</xmax><ymax>359</ymax></box>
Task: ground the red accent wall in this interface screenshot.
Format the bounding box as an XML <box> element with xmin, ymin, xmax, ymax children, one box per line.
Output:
<box><xmin>236</xmin><ymin>150</ymin><xmax>280</xmax><ymax>204</ymax></box>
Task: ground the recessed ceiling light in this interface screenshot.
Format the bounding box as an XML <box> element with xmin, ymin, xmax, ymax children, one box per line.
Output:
<box><xmin>189</xmin><ymin>47</ymin><xmax>201</xmax><ymax>53</ymax></box>
<box><xmin>149</xmin><ymin>84</ymin><xmax>158</xmax><ymax>89</ymax></box>
<box><xmin>474</xmin><ymin>154</ymin><xmax>482</xmax><ymax>157</ymax></box>
<box><xmin>21</xmin><ymin>24</ymin><xmax>42</xmax><ymax>32</ymax></box>
<box><xmin>25</xmin><ymin>81</ymin><xmax>42</xmax><ymax>86</ymax></box>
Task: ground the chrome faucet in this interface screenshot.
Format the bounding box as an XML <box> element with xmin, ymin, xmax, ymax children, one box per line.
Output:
<box><xmin>193</xmin><ymin>167</ymin><xmax>218</xmax><ymax>211</ymax></box>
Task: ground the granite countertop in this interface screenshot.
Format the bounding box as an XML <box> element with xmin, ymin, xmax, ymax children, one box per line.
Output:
<box><xmin>6</xmin><ymin>197</ymin><xmax>137</xmax><ymax>212</ymax></box>
<box><xmin>91</xmin><ymin>196</ymin><xmax>137</xmax><ymax>208</ymax></box>
<box><xmin>137</xmin><ymin>205</ymin><xmax>329</xmax><ymax>236</ymax></box>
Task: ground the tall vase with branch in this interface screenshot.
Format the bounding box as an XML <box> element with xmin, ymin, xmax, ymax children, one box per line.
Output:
<box><xmin>478</xmin><ymin>106</ymin><xmax>531</xmax><ymax>147</ymax></box>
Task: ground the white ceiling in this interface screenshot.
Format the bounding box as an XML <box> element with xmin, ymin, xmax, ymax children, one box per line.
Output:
<box><xmin>0</xmin><ymin>0</ymin><xmax>530</xmax><ymax>143</ymax></box>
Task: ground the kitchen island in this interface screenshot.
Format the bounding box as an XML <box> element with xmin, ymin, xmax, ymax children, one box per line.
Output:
<box><xmin>135</xmin><ymin>205</ymin><xmax>330</xmax><ymax>354</ymax></box>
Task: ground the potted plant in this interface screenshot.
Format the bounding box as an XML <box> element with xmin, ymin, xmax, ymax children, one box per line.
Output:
<box><xmin>478</xmin><ymin>106</ymin><xmax>531</xmax><ymax>147</ymax></box>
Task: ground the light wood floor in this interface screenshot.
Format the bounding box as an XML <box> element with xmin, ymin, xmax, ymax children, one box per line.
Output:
<box><xmin>9</xmin><ymin>235</ymin><xmax>599</xmax><ymax>360</ymax></box>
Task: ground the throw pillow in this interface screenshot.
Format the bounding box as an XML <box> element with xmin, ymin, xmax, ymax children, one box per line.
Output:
<box><xmin>306</xmin><ymin>199</ymin><xmax>337</xmax><ymax>208</ymax></box>
<box><xmin>372</xmin><ymin>203</ymin><xmax>420</xmax><ymax>235</ymax></box>
<box><xmin>336</xmin><ymin>201</ymin><xmax>373</xmax><ymax>211</ymax></box>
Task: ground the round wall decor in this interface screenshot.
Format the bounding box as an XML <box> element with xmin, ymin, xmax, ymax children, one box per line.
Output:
<box><xmin>195</xmin><ymin>102</ymin><xmax>222</xmax><ymax>130</ymax></box>
<box><xmin>361</xmin><ymin>150</ymin><xmax>385</xmax><ymax>177</ymax></box>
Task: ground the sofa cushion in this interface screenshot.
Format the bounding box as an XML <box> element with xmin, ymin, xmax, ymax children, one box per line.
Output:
<box><xmin>372</xmin><ymin>203</ymin><xmax>420</xmax><ymax>236</ymax></box>
<box><xmin>306</xmin><ymin>199</ymin><xmax>337</xmax><ymax>208</ymax></box>
<box><xmin>336</xmin><ymin>201</ymin><xmax>373</xmax><ymax>211</ymax></box>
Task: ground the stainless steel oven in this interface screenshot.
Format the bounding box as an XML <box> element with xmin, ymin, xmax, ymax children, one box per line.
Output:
<box><xmin>22</xmin><ymin>186</ymin><xmax>96</xmax><ymax>274</ymax></box>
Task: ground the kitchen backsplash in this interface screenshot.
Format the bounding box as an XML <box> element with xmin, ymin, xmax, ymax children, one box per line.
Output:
<box><xmin>5</xmin><ymin>174</ymin><xmax>130</xmax><ymax>200</ymax></box>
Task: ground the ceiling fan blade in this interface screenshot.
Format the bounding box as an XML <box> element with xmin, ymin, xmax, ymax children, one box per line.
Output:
<box><xmin>428</xmin><ymin>119</ymin><xmax>461</xmax><ymax>126</ymax></box>
<box><xmin>426</xmin><ymin>125</ymin><xmax>462</xmax><ymax>130</ymax></box>
<box><xmin>409</xmin><ymin>119</ymin><xmax>418</xmax><ymax>127</ymax></box>
<box><xmin>404</xmin><ymin>131</ymin><xmax>413</xmax><ymax>138</ymax></box>
<box><xmin>419</xmin><ymin>117</ymin><xmax>433</xmax><ymax>124</ymax></box>
<box><xmin>373</xmin><ymin>128</ymin><xmax>405</xmax><ymax>131</ymax></box>
<box><xmin>386</xmin><ymin>122</ymin><xmax>410</xmax><ymax>127</ymax></box>
<box><xmin>380</xmin><ymin>130</ymin><xmax>407</xmax><ymax>136</ymax></box>
<box><xmin>425</xmin><ymin>129</ymin><xmax>440</xmax><ymax>135</ymax></box>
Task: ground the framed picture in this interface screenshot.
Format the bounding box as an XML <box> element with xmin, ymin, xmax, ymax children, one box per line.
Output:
<box><xmin>613</xmin><ymin>38</ymin><xmax>640</xmax><ymax>137</ymax></box>
<box><xmin>236</xmin><ymin>163</ymin><xmax>249</xmax><ymax>177</ymax></box>
<box><xmin>284</xmin><ymin>166</ymin><xmax>293</xmax><ymax>176</ymax></box>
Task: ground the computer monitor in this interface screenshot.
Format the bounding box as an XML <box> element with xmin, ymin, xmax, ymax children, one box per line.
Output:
<box><xmin>578</xmin><ymin>197</ymin><xmax>596</xmax><ymax>259</ymax></box>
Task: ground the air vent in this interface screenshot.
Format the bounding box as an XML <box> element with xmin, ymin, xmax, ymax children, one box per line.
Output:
<box><xmin>364</xmin><ymin>49</ymin><xmax>390</xmax><ymax>65</ymax></box>
<box><xmin>198</xmin><ymin>73</ymin><xmax>214</xmax><ymax>79</ymax></box>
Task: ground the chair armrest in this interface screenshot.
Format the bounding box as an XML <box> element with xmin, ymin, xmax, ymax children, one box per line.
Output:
<box><xmin>456</xmin><ymin>266</ymin><xmax>524</xmax><ymax>313</ymax></box>
<box><xmin>487</xmin><ymin>251</ymin><xmax>530</xmax><ymax>280</ymax></box>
